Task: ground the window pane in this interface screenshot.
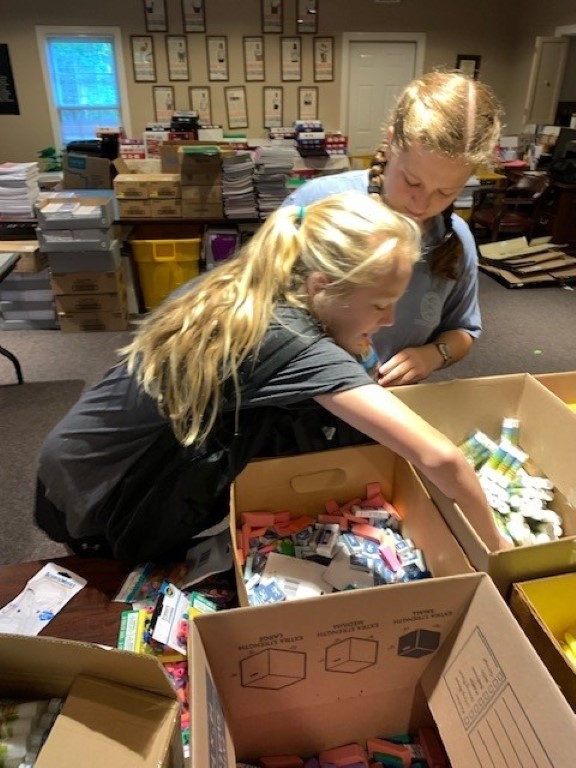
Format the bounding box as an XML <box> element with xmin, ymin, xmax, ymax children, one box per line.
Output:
<box><xmin>45</xmin><ymin>35</ymin><xmax>122</xmax><ymax>146</ymax></box>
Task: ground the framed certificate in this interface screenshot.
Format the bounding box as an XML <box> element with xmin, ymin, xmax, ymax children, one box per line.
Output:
<box><xmin>243</xmin><ymin>37</ymin><xmax>265</xmax><ymax>82</ymax></box>
<box><xmin>182</xmin><ymin>0</ymin><xmax>206</xmax><ymax>33</ymax></box>
<box><xmin>143</xmin><ymin>0</ymin><xmax>168</xmax><ymax>32</ymax></box>
<box><xmin>314</xmin><ymin>37</ymin><xmax>334</xmax><ymax>81</ymax></box>
<box><xmin>207</xmin><ymin>36</ymin><xmax>229</xmax><ymax>81</ymax></box>
<box><xmin>296</xmin><ymin>0</ymin><xmax>318</xmax><ymax>34</ymax></box>
<box><xmin>281</xmin><ymin>37</ymin><xmax>301</xmax><ymax>82</ymax></box>
<box><xmin>131</xmin><ymin>36</ymin><xmax>156</xmax><ymax>82</ymax></box>
<box><xmin>153</xmin><ymin>85</ymin><xmax>175</xmax><ymax>122</ymax></box>
<box><xmin>225</xmin><ymin>86</ymin><xmax>248</xmax><ymax>129</ymax></box>
<box><xmin>298</xmin><ymin>86</ymin><xmax>318</xmax><ymax>120</ymax></box>
<box><xmin>261</xmin><ymin>0</ymin><xmax>283</xmax><ymax>34</ymax></box>
<box><xmin>189</xmin><ymin>86</ymin><xmax>212</xmax><ymax>124</ymax></box>
<box><xmin>263</xmin><ymin>87</ymin><xmax>283</xmax><ymax>128</ymax></box>
<box><xmin>166</xmin><ymin>36</ymin><xmax>190</xmax><ymax>81</ymax></box>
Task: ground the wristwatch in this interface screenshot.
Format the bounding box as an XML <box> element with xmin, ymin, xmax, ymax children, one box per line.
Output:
<box><xmin>434</xmin><ymin>341</ymin><xmax>453</xmax><ymax>368</ymax></box>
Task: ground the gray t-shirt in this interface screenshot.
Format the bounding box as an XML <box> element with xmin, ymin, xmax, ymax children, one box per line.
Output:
<box><xmin>37</xmin><ymin>315</ymin><xmax>372</xmax><ymax>533</ymax></box>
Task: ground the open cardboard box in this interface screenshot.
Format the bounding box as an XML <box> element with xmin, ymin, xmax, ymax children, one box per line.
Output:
<box><xmin>230</xmin><ymin>443</ymin><xmax>474</xmax><ymax>607</ymax></box>
<box><xmin>189</xmin><ymin>572</ymin><xmax>576</xmax><ymax>767</ymax></box>
<box><xmin>510</xmin><ymin>572</ymin><xmax>576</xmax><ymax>713</ymax></box>
<box><xmin>390</xmin><ymin>373</ymin><xmax>576</xmax><ymax>596</ymax></box>
<box><xmin>0</xmin><ymin>633</ymin><xmax>183</xmax><ymax>767</ymax></box>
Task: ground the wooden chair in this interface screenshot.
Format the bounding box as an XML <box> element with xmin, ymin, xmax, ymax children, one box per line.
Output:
<box><xmin>469</xmin><ymin>174</ymin><xmax>551</xmax><ymax>243</ymax></box>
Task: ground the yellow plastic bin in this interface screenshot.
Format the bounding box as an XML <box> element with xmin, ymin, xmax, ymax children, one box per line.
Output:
<box><xmin>130</xmin><ymin>238</ymin><xmax>201</xmax><ymax>309</ymax></box>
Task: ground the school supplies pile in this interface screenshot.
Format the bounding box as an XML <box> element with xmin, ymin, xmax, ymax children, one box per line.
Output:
<box><xmin>0</xmin><ymin>697</ymin><xmax>62</xmax><ymax>768</ymax></box>
<box><xmin>237</xmin><ymin>482</ymin><xmax>432</xmax><ymax>607</ymax></box>
<box><xmin>458</xmin><ymin>417</ymin><xmax>563</xmax><ymax>547</ymax></box>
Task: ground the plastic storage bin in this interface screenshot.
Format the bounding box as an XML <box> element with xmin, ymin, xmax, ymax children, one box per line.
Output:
<box><xmin>130</xmin><ymin>238</ymin><xmax>201</xmax><ymax>309</ymax></box>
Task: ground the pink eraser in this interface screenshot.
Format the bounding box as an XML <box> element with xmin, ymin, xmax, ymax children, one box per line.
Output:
<box><xmin>318</xmin><ymin>742</ymin><xmax>368</xmax><ymax>766</ymax></box>
<box><xmin>351</xmin><ymin>523</ymin><xmax>384</xmax><ymax>543</ymax></box>
<box><xmin>378</xmin><ymin>544</ymin><xmax>402</xmax><ymax>571</ymax></box>
<box><xmin>324</xmin><ymin>499</ymin><xmax>341</xmax><ymax>514</ymax></box>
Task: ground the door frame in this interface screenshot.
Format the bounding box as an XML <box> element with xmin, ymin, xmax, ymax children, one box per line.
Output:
<box><xmin>339</xmin><ymin>31</ymin><xmax>426</xmax><ymax>135</ymax></box>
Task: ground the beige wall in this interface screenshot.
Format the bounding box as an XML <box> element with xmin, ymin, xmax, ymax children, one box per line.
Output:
<box><xmin>0</xmin><ymin>0</ymin><xmax>575</xmax><ymax>163</ymax></box>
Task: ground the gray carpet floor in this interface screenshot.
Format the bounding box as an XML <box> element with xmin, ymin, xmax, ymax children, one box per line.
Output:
<box><xmin>0</xmin><ymin>271</ymin><xmax>574</xmax><ymax>564</ymax></box>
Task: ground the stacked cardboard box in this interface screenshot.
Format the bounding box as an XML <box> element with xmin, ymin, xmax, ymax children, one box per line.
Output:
<box><xmin>114</xmin><ymin>173</ymin><xmax>182</xmax><ymax>219</ymax></box>
<box><xmin>178</xmin><ymin>146</ymin><xmax>224</xmax><ymax>219</ymax></box>
<box><xmin>35</xmin><ymin>194</ymin><xmax>129</xmax><ymax>332</ymax></box>
<box><xmin>0</xmin><ymin>240</ymin><xmax>55</xmax><ymax>328</ymax></box>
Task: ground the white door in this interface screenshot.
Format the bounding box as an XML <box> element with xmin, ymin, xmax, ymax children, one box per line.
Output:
<box><xmin>524</xmin><ymin>36</ymin><xmax>569</xmax><ymax>124</ymax></box>
<box><xmin>346</xmin><ymin>41</ymin><xmax>417</xmax><ymax>155</ymax></box>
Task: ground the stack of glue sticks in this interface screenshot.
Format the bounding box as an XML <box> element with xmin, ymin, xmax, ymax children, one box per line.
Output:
<box><xmin>0</xmin><ymin>698</ymin><xmax>62</xmax><ymax>768</ymax></box>
<box><xmin>458</xmin><ymin>417</ymin><xmax>562</xmax><ymax>547</ymax></box>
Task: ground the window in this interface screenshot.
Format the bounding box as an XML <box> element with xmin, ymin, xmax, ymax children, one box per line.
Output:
<box><xmin>36</xmin><ymin>27</ymin><xmax>131</xmax><ymax>149</ymax></box>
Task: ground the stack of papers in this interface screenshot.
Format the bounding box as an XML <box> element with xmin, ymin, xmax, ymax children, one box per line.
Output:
<box><xmin>221</xmin><ymin>151</ymin><xmax>258</xmax><ymax>219</ymax></box>
<box><xmin>253</xmin><ymin>145</ymin><xmax>298</xmax><ymax>219</ymax></box>
<box><xmin>0</xmin><ymin>162</ymin><xmax>40</xmax><ymax>216</ymax></box>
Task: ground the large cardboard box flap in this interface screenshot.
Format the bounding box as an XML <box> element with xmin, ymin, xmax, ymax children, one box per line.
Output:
<box><xmin>36</xmin><ymin>675</ymin><xmax>178</xmax><ymax>768</ymax></box>
<box><xmin>390</xmin><ymin>373</ymin><xmax>576</xmax><ymax>594</ymax></box>
<box><xmin>535</xmin><ymin>370</ymin><xmax>576</xmax><ymax>407</ymax></box>
<box><xmin>190</xmin><ymin>573</ymin><xmax>576</xmax><ymax>766</ymax></box>
<box><xmin>423</xmin><ymin>575</ymin><xmax>576</xmax><ymax>767</ymax></box>
<box><xmin>231</xmin><ymin>444</ymin><xmax>474</xmax><ymax>606</ymax></box>
<box><xmin>0</xmin><ymin>634</ymin><xmax>182</xmax><ymax>767</ymax></box>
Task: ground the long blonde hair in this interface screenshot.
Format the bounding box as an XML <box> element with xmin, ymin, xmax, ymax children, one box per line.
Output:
<box><xmin>368</xmin><ymin>70</ymin><xmax>503</xmax><ymax>279</ymax></box>
<box><xmin>123</xmin><ymin>192</ymin><xmax>420</xmax><ymax>446</ymax></box>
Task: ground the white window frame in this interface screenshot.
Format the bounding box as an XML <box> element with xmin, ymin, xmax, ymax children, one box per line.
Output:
<box><xmin>35</xmin><ymin>25</ymin><xmax>132</xmax><ymax>149</ymax></box>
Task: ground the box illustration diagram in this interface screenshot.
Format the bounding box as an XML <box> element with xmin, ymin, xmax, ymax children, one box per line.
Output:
<box><xmin>240</xmin><ymin>648</ymin><xmax>306</xmax><ymax>690</ymax></box>
<box><xmin>398</xmin><ymin>629</ymin><xmax>441</xmax><ymax>658</ymax></box>
<box><xmin>325</xmin><ymin>637</ymin><xmax>378</xmax><ymax>673</ymax></box>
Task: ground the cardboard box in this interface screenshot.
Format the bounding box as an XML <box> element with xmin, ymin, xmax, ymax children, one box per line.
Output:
<box><xmin>510</xmin><ymin>572</ymin><xmax>576</xmax><ymax>713</ymax></box>
<box><xmin>150</xmin><ymin>199</ymin><xmax>182</xmax><ymax>218</ymax></box>
<box><xmin>0</xmin><ymin>241</ymin><xmax>47</xmax><ymax>273</ymax></box>
<box><xmin>231</xmin><ymin>443</ymin><xmax>474</xmax><ymax>607</ymax></box>
<box><xmin>535</xmin><ymin>371</ymin><xmax>576</xmax><ymax>409</ymax></box>
<box><xmin>50</xmin><ymin>267</ymin><xmax>123</xmax><ymax>295</ymax></box>
<box><xmin>390</xmin><ymin>373</ymin><xmax>576</xmax><ymax>596</ymax></box>
<box><xmin>180</xmin><ymin>201</ymin><xmax>224</xmax><ymax>219</ymax></box>
<box><xmin>189</xmin><ymin>572</ymin><xmax>576</xmax><ymax>766</ymax></box>
<box><xmin>117</xmin><ymin>199</ymin><xmax>153</xmax><ymax>219</ymax></box>
<box><xmin>178</xmin><ymin>148</ymin><xmax>223</xmax><ymax>186</ymax></box>
<box><xmin>114</xmin><ymin>173</ymin><xmax>180</xmax><ymax>200</ymax></box>
<box><xmin>62</xmin><ymin>153</ymin><xmax>113</xmax><ymax>190</ymax></box>
<box><xmin>55</xmin><ymin>287</ymin><xmax>126</xmax><ymax>314</ymax></box>
<box><xmin>47</xmin><ymin>240</ymin><xmax>122</xmax><ymax>274</ymax></box>
<box><xmin>0</xmin><ymin>634</ymin><xmax>183</xmax><ymax>768</ymax></box>
<box><xmin>37</xmin><ymin>227</ymin><xmax>116</xmax><ymax>252</ymax></box>
<box><xmin>35</xmin><ymin>196</ymin><xmax>116</xmax><ymax>230</ymax></box>
<box><xmin>181</xmin><ymin>184</ymin><xmax>222</xmax><ymax>204</ymax></box>
<box><xmin>57</xmin><ymin>310</ymin><xmax>129</xmax><ymax>332</ymax></box>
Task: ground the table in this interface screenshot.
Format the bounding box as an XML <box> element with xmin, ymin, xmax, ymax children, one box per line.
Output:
<box><xmin>0</xmin><ymin>251</ymin><xmax>23</xmax><ymax>382</ymax></box>
<box><xmin>0</xmin><ymin>556</ymin><xmax>130</xmax><ymax>647</ymax></box>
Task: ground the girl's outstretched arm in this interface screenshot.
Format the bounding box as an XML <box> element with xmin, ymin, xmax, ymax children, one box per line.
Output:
<box><xmin>315</xmin><ymin>384</ymin><xmax>508</xmax><ymax>551</ymax></box>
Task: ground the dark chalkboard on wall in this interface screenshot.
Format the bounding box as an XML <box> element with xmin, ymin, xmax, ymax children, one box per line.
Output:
<box><xmin>0</xmin><ymin>44</ymin><xmax>20</xmax><ymax>115</ymax></box>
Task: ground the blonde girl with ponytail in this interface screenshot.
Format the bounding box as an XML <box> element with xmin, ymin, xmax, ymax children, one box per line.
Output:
<box><xmin>35</xmin><ymin>191</ymin><xmax>508</xmax><ymax>564</ymax></box>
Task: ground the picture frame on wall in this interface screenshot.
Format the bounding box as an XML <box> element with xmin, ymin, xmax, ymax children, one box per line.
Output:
<box><xmin>261</xmin><ymin>0</ymin><xmax>283</xmax><ymax>34</ymax></box>
<box><xmin>130</xmin><ymin>35</ymin><xmax>156</xmax><ymax>82</ymax></box>
<box><xmin>225</xmin><ymin>86</ymin><xmax>248</xmax><ymax>129</ymax></box>
<box><xmin>189</xmin><ymin>86</ymin><xmax>212</xmax><ymax>124</ymax></box>
<box><xmin>313</xmin><ymin>37</ymin><xmax>334</xmax><ymax>81</ymax></box>
<box><xmin>455</xmin><ymin>54</ymin><xmax>481</xmax><ymax>80</ymax></box>
<box><xmin>207</xmin><ymin>36</ymin><xmax>229</xmax><ymax>81</ymax></box>
<box><xmin>182</xmin><ymin>0</ymin><xmax>206</xmax><ymax>33</ymax></box>
<box><xmin>296</xmin><ymin>0</ymin><xmax>318</xmax><ymax>34</ymax></box>
<box><xmin>153</xmin><ymin>85</ymin><xmax>175</xmax><ymax>122</ymax></box>
<box><xmin>166</xmin><ymin>36</ymin><xmax>190</xmax><ymax>81</ymax></box>
<box><xmin>143</xmin><ymin>0</ymin><xmax>168</xmax><ymax>32</ymax></box>
<box><xmin>263</xmin><ymin>86</ymin><xmax>283</xmax><ymax>127</ymax></box>
<box><xmin>243</xmin><ymin>37</ymin><xmax>265</xmax><ymax>82</ymax></box>
<box><xmin>298</xmin><ymin>86</ymin><xmax>318</xmax><ymax>120</ymax></box>
<box><xmin>281</xmin><ymin>37</ymin><xmax>301</xmax><ymax>81</ymax></box>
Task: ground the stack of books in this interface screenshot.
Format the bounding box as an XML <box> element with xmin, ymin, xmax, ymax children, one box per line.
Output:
<box><xmin>221</xmin><ymin>151</ymin><xmax>257</xmax><ymax>219</ymax></box>
<box><xmin>0</xmin><ymin>162</ymin><xmax>40</xmax><ymax>217</ymax></box>
<box><xmin>252</xmin><ymin>145</ymin><xmax>297</xmax><ymax>219</ymax></box>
